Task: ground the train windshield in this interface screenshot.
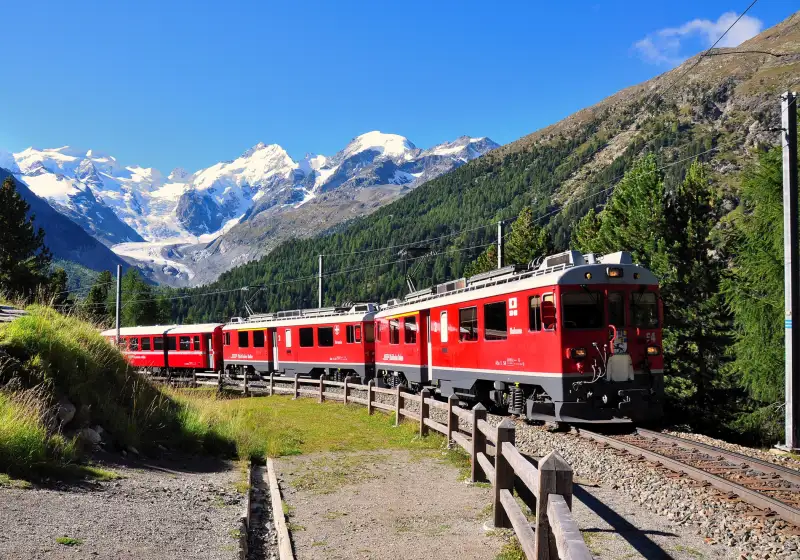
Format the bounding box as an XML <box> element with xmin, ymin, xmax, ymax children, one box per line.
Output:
<box><xmin>631</xmin><ymin>291</ymin><xmax>659</xmax><ymax>327</ymax></box>
<box><xmin>562</xmin><ymin>291</ymin><xmax>604</xmax><ymax>329</ymax></box>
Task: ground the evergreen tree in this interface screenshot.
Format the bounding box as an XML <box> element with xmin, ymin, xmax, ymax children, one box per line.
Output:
<box><xmin>571</xmin><ymin>209</ymin><xmax>601</xmax><ymax>253</ymax></box>
<box><xmin>47</xmin><ymin>267</ymin><xmax>70</xmax><ymax>307</ymax></box>
<box><xmin>464</xmin><ymin>245</ymin><xmax>498</xmax><ymax>278</ymax></box>
<box><xmin>115</xmin><ymin>268</ymin><xmax>160</xmax><ymax>327</ymax></box>
<box><xmin>0</xmin><ymin>177</ymin><xmax>52</xmax><ymax>297</ymax></box>
<box><xmin>504</xmin><ymin>207</ymin><xmax>551</xmax><ymax>266</ymax></box>
<box><xmin>83</xmin><ymin>270</ymin><xmax>113</xmax><ymax>323</ymax></box>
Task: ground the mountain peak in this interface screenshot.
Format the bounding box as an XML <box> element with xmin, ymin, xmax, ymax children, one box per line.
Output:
<box><xmin>240</xmin><ymin>142</ymin><xmax>287</xmax><ymax>159</ymax></box>
<box><xmin>343</xmin><ymin>131</ymin><xmax>416</xmax><ymax>160</ymax></box>
<box><xmin>168</xmin><ymin>167</ymin><xmax>190</xmax><ymax>181</ymax></box>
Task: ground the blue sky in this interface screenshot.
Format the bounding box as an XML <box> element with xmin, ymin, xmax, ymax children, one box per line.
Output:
<box><xmin>0</xmin><ymin>0</ymin><xmax>794</xmax><ymax>172</ymax></box>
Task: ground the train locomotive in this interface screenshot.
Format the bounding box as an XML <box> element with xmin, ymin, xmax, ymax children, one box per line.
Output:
<box><xmin>104</xmin><ymin>250</ymin><xmax>664</xmax><ymax>424</ymax></box>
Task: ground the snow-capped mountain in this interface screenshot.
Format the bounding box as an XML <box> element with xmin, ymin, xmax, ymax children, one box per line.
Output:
<box><xmin>2</xmin><ymin>131</ymin><xmax>498</xmax><ymax>285</ymax></box>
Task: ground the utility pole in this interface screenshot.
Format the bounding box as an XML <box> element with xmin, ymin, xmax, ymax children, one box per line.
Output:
<box><xmin>497</xmin><ymin>220</ymin><xmax>504</xmax><ymax>269</ymax></box>
<box><xmin>115</xmin><ymin>264</ymin><xmax>122</xmax><ymax>345</ymax></box>
<box><xmin>318</xmin><ymin>254</ymin><xmax>323</xmax><ymax>308</ymax></box>
<box><xmin>781</xmin><ymin>90</ymin><xmax>799</xmax><ymax>451</ymax></box>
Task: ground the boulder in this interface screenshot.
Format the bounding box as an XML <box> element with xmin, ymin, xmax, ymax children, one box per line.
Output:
<box><xmin>57</xmin><ymin>398</ymin><xmax>76</xmax><ymax>426</ymax></box>
<box><xmin>77</xmin><ymin>427</ymin><xmax>102</xmax><ymax>448</ymax></box>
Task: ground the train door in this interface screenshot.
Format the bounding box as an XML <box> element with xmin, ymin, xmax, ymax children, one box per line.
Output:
<box><xmin>426</xmin><ymin>313</ymin><xmax>433</xmax><ymax>383</ymax></box>
<box><xmin>273</xmin><ymin>330</ymin><xmax>280</xmax><ymax>371</ymax></box>
<box><xmin>205</xmin><ymin>334</ymin><xmax>214</xmax><ymax>369</ymax></box>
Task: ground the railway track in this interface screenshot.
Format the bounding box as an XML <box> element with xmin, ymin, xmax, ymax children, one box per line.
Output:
<box><xmin>577</xmin><ymin>427</ymin><xmax>800</xmax><ymax>527</ymax></box>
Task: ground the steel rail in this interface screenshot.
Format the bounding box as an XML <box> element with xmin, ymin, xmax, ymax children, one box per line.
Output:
<box><xmin>636</xmin><ymin>428</ymin><xmax>800</xmax><ymax>486</ymax></box>
<box><xmin>578</xmin><ymin>429</ymin><xmax>800</xmax><ymax>526</ymax></box>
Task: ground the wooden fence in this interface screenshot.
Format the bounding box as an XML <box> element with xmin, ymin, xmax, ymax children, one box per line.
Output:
<box><xmin>199</xmin><ymin>372</ymin><xmax>591</xmax><ymax>560</ymax></box>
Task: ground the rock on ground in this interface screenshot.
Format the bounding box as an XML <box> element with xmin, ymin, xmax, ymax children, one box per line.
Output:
<box><xmin>0</xmin><ymin>457</ymin><xmax>245</xmax><ymax>560</ymax></box>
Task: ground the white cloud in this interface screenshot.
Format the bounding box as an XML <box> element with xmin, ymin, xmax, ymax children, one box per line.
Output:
<box><xmin>634</xmin><ymin>11</ymin><xmax>763</xmax><ymax>66</ymax></box>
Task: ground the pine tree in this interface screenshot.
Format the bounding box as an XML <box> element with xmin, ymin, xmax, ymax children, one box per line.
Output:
<box><xmin>464</xmin><ymin>245</ymin><xmax>497</xmax><ymax>278</ymax></box>
<box><xmin>0</xmin><ymin>177</ymin><xmax>52</xmax><ymax>297</ymax></box>
<box><xmin>48</xmin><ymin>267</ymin><xmax>70</xmax><ymax>307</ymax></box>
<box><xmin>504</xmin><ymin>207</ymin><xmax>551</xmax><ymax>265</ymax></box>
<box><xmin>83</xmin><ymin>270</ymin><xmax>113</xmax><ymax>323</ymax></box>
<box><xmin>117</xmin><ymin>268</ymin><xmax>160</xmax><ymax>327</ymax></box>
<box><xmin>571</xmin><ymin>209</ymin><xmax>601</xmax><ymax>253</ymax></box>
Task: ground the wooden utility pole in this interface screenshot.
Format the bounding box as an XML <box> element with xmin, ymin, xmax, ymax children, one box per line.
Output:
<box><xmin>781</xmin><ymin>90</ymin><xmax>799</xmax><ymax>451</ymax></box>
<box><xmin>497</xmin><ymin>220</ymin><xmax>504</xmax><ymax>269</ymax></box>
<box><xmin>318</xmin><ymin>254</ymin><xmax>324</xmax><ymax>308</ymax></box>
<box><xmin>115</xmin><ymin>264</ymin><xmax>122</xmax><ymax>344</ymax></box>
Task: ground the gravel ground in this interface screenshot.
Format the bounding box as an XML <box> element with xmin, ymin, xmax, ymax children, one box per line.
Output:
<box><xmin>664</xmin><ymin>430</ymin><xmax>800</xmax><ymax>470</ymax></box>
<box><xmin>248</xmin><ymin>465</ymin><xmax>278</xmax><ymax>560</ymax></box>
<box><xmin>0</xmin><ymin>457</ymin><xmax>245</xmax><ymax>560</ymax></box>
<box><xmin>274</xmin><ymin>449</ymin><xmax>506</xmax><ymax>559</ymax></box>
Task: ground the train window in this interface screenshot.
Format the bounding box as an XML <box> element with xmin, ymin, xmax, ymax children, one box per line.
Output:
<box><xmin>459</xmin><ymin>307</ymin><xmax>478</xmax><ymax>342</ymax></box>
<box><xmin>141</xmin><ymin>337</ymin><xmax>151</xmax><ymax>351</ymax></box>
<box><xmin>484</xmin><ymin>302</ymin><xmax>507</xmax><ymax>340</ymax></box>
<box><xmin>404</xmin><ymin>316</ymin><xmax>417</xmax><ymax>344</ymax></box>
<box><xmin>364</xmin><ymin>323</ymin><xmax>375</xmax><ymax>343</ymax></box>
<box><xmin>529</xmin><ymin>296</ymin><xmax>542</xmax><ymax>331</ymax></box>
<box><xmin>318</xmin><ymin>327</ymin><xmax>334</xmax><ymax>347</ymax></box>
<box><xmin>193</xmin><ymin>335</ymin><xmax>200</xmax><ymax>349</ymax></box>
<box><xmin>542</xmin><ymin>294</ymin><xmax>557</xmax><ymax>331</ymax></box>
<box><xmin>346</xmin><ymin>324</ymin><xmax>362</xmax><ymax>343</ymax></box>
<box><xmin>440</xmin><ymin>311</ymin><xmax>448</xmax><ymax>343</ymax></box>
<box><xmin>299</xmin><ymin>328</ymin><xmax>314</xmax><ymax>347</ymax></box>
<box><xmin>224</xmin><ymin>332</ymin><xmax>231</xmax><ymax>346</ymax></box>
<box><xmin>253</xmin><ymin>330</ymin><xmax>265</xmax><ymax>348</ymax></box>
<box><xmin>129</xmin><ymin>337</ymin><xmax>139</xmax><ymax>351</ymax></box>
<box><xmin>180</xmin><ymin>336</ymin><xmax>192</xmax><ymax>350</ymax></box>
<box><xmin>285</xmin><ymin>329</ymin><xmax>292</xmax><ymax>348</ymax></box>
<box><xmin>562</xmin><ymin>291</ymin><xmax>604</xmax><ymax>329</ymax></box>
<box><xmin>154</xmin><ymin>337</ymin><xmax>164</xmax><ymax>350</ymax></box>
<box><xmin>609</xmin><ymin>292</ymin><xmax>625</xmax><ymax>327</ymax></box>
<box><xmin>389</xmin><ymin>319</ymin><xmax>400</xmax><ymax>345</ymax></box>
<box><xmin>238</xmin><ymin>331</ymin><xmax>249</xmax><ymax>348</ymax></box>
<box><xmin>168</xmin><ymin>337</ymin><xmax>177</xmax><ymax>351</ymax></box>
<box><xmin>631</xmin><ymin>292</ymin><xmax>659</xmax><ymax>327</ymax></box>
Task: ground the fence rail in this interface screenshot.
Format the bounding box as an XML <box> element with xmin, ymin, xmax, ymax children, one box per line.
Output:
<box><xmin>185</xmin><ymin>372</ymin><xmax>590</xmax><ymax>560</ymax></box>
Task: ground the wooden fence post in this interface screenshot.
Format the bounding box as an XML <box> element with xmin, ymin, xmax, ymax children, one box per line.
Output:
<box><xmin>269</xmin><ymin>371</ymin><xmax>274</xmax><ymax>396</ymax></box>
<box><xmin>344</xmin><ymin>376</ymin><xmax>350</xmax><ymax>405</ymax></box>
<box><xmin>367</xmin><ymin>379</ymin><xmax>375</xmax><ymax>414</ymax></box>
<box><xmin>293</xmin><ymin>372</ymin><xmax>299</xmax><ymax>399</ymax></box>
<box><xmin>394</xmin><ymin>385</ymin><xmax>402</xmax><ymax>426</ymax></box>
<box><xmin>471</xmin><ymin>403</ymin><xmax>487</xmax><ymax>483</ymax></box>
<box><xmin>535</xmin><ymin>450</ymin><xmax>573</xmax><ymax>560</ymax></box>
<box><xmin>217</xmin><ymin>369</ymin><xmax>223</xmax><ymax>392</ymax></box>
<box><xmin>192</xmin><ymin>370</ymin><xmax>197</xmax><ymax>388</ymax></box>
<box><xmin>243</xmin><ymin>368</ymin><xmax>249</xmax><ymax>397</ymax></box>
<box><xmin>319</xmin><ymin>373</ymin><xmax>326</xmax><ymax>403</ymax></box>
<box><xmin>493</xmin><ymin>419</ymin><xmax>516</xmax><ymax>529</ymax></box>
<box><xmin>419</xmin><ymin>388</ymin><xmax>431</xmax><ymax>437</ymax></box>
<box><xmin>446</xmin><ymin>395</ymin><xmax>458</xmax><ymax>448</ymax></box>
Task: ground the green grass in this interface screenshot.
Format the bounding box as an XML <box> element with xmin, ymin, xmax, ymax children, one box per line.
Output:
<box><xmin>495</xmin><ymin>538</ymin><xmax>524</xmax><ymax>560</ymax></box>
<box><xmin>55</xmin><ymin>536</ymin><xmax>83</xmax><ymax>547</ymax></box>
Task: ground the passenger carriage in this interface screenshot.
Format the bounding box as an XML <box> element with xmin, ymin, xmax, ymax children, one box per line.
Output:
<box><xmin>223</xmin><ymin>304</ymin><xmax>378</xmax><ymax>381</ymax></box>
<box><xmin>374</xmin><ymin>250</ymin><xmax>664</xmax><ymax>424</ymax></box>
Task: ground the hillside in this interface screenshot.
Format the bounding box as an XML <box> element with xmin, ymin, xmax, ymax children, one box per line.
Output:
<box><xmin>167</xmin><ymin>11</ymin><xmax>800</xmax><ymax>323</ymax></box>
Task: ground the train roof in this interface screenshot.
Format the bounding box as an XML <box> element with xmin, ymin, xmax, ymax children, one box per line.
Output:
<box><xmin>224</xmin><ymin>303</ymin><xmax>379</xmax><ymax>330</ymax></box>
<box><xmin>375</xmin><ymin>250</ymin><xmax>659</xmax><ymax>318</ymax></box>
<box><xmin>100</xmin><ymin>323</ymin><xmax>223</xmax><ymax>337</ymax></box>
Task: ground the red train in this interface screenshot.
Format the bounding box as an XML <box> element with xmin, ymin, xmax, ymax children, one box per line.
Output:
<box><xmin>106</xmin><ymin>250</ymin><xmax>664</xmax><ymax>423</ymax></box>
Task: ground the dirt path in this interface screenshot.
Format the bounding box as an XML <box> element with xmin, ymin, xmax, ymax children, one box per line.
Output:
<box><xmin>0</xmin><ymin>457</ymin><xmax>245</xmax><ymax>560</ymax></box>
<box><xmin>274</xmin><ymin>449</ymin><xmax>506</xmax><ymax>560</ymax></box>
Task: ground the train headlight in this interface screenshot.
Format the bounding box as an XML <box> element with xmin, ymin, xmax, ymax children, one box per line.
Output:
<box><xmin>646</xmin><ymin>345</ymin><xmax>661</xmax><ymax>356</ymax></box>
<box><xmin>607</xmin><ymin>267</ymin><xmax>623</xmax><ymax>278</ymax></box>
<box><xmin>567</xmin><ymin>347</ymin><xmax>587</xmax><ymax>360</ymax></box>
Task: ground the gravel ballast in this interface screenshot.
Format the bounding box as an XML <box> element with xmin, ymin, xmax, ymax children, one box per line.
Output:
<box><xmin>0</xmin><ymin>458</ymin><xmax>246</xmax><ymax>560</ymax></box>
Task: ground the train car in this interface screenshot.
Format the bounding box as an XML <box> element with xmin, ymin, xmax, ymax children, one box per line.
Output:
<box><xmin>101</xmin><ymin>323</ymin><xmax>224</xmax><ymax>375</ymax></box>
<box><xmin>224</xmin><ymin>304</ymin><xmax>378</xmax><ymax>381</ymax></box>
<box><xmin>374</xmin><ymin>250</ymin><xmax>663</xmax><ymax>424</ymax></box>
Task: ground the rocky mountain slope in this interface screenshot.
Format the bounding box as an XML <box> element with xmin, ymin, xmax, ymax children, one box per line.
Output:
<box><xmin>169</xmin><ymin>11</ymin><xmax>800</xmax><ymax>321</ymax></box>
<box><xmin>3</xmin><ymin>132</ymin><xmax>497</xmax><ymax>285</ymax></box>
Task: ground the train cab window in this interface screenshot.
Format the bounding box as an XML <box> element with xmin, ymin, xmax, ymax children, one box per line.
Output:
<box><xmin>484</xmin><ymin>302</ymin><xmax>507</xmax><ymax>340</ymax></box>
<box><xmin>285</xmin><ymin>329</ymin><xmax>292</xmax><ymax>348</ymax></box>
<box><xmin>141</xmin><ymin>337</ymin><xmax>151</xmax><ymax>351</ymax></box>
<box><xmin>129</xmin><ymin>337</ymin><xmax>139</xmax><ymax>351</ymax></box>
<box><xmin>562</xmin><ymin>291</ymin><xmax>604</xmax><ymax>329</ymax></box>
<box><xmin>389</xmin><ymin>319</ymin><xmax>400</xmax><ymax>345</ymax></box>
<box><xmin>346</xmin><ymin>324</ymin><xmax>362</xmax><ymax>343</ymax></box>
<box><xmin>364</xmin><ymin>323</ymin><xmax>375</xmax><ymax>343</ymax></box>
<box><xmin>299</xmin><ymin>327</ymin><xmax>314</xmax><ymax>347</ymax></box>
<box><xmin>253</xmin><ymin>330</ymin><xmax>265</xmax><ymax>348</ymax></box>
<box><xmin>609</xmin><ymin>292</ymin><xmax>625</xmax><ymax>328</ymax></box>
<box><xmin>631</xmin><ymin>292</ymin><xmax>659</xmax><ymax>328</ymax></box>
<box><xmin>404</xmin><ymin>316</ymin><xmax>417</xmax><ymax>344</ymax></box>
<box><xmin>318</xmin><ymin>327</ymin><xmax>334</xmax><ymax>347</ymax></box>
<box><xmin>542</xmin><ymin>294</ymin><xmax>557</xmax><ymax>331</ymax></box>
<box><xmin>224</xmin><ymin>332</ymin><xmax>231</xmax><ymax>346</ymax></box>
<box><xmin>529</xmin><ymin>296</ymin><xmax>542</xmax><ymax>331</ymax></box>
<box><xmin>238</xmin><ymin>331</ymin><xmax>249</xmax><ymax>348</ymax></box>
<box><xmin>168</xmin><ymin>337</ymin><xmax>177</xmax><ymax>351</ymax></box>
<box><xmin>459</xmin><ymin>307</ymin><xmax>478</xmax><ymax>342</ymax></box>
<box><xmin>440</xmin><ymin>311</ymin><xmax>448</xmax><ymax>343</ymax></box>
<box><xmin>118</xmin><ymin>337</ymin><xmax>127</xmax><ymax>349</ymax></box>
<box><xmin>154</xmin><ymin>336</ymin><xmax>164</xmax><ymax>350</ymax></box>
<box><xmin>193</xmin><ymin>335</ymin><xmax>200</xmax><ymax>350</ymax></box>
<box><xmin>179</xmin><ymin>336</ymin><xmax>192</xmax><ymax>350</ymax></box>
